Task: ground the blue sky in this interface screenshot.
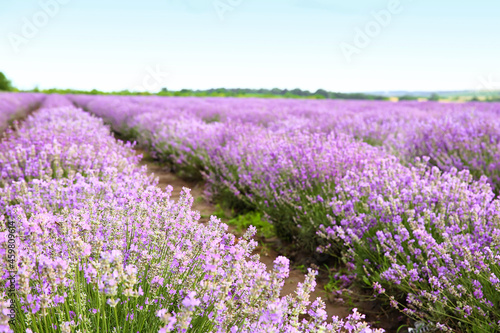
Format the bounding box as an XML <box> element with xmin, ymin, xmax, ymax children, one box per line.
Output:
<box><xmin>0</xmin><ymin>0</ymin><xmax>499</xmax><ymax>92</ymax></box>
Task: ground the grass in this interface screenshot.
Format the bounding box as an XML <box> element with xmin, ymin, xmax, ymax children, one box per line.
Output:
<box><xmin>211</xmin><ymin>204</ymin><xmax>275</xmax><ymax>239</ymax></box>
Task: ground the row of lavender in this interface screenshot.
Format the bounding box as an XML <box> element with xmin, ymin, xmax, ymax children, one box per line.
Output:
<box><xmin>0</xmin><ymin>96</ymin><xmax>377</xmax><ymax>332</ymax></box>
<box><xmin>0</xmin><ymin>93</ymin><xmax>46</xmax><ymax>134</ymax></box>
<box><xmin>73</xmin><ymin>94</ymin><xmax>500</xmax><ymax>331</ymax></box>
<box><xmin>72</xmin><ymin>94</ymin><xmax>500</xmax><ymax>192</ymax></box>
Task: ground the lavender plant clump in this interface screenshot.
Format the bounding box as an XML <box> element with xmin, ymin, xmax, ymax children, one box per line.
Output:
<box><xmin>0</xmin><ymin>93</ymin><xmax>45</xmax><ymax>134</ymax></box>
<box><xmin>0</xmin><ymin>98</ymin><xmax>379</xmax><ymax>332</ymax></box>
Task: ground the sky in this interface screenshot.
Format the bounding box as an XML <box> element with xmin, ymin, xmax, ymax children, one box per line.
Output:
<box><xmin>0</xmin><ymin>0</ymin><xmax>499</xmax><ymax>93</ymax></box>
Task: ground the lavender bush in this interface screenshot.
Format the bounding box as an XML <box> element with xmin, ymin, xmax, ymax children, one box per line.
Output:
<box><xmin>0</xmin><ymin>93</ymin><xmax>45</xmax><ymax>134</ymax></box>
<box><xmin>318</xmin><ymin>158</ymin><xmax>500</xmax><ymax>332</ymax></box>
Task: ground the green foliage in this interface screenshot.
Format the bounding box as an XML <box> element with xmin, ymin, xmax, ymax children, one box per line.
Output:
<box><xmin>428</xmin><ymin>93</ymin><xmax>440</xmax><ymax>101</ymax></box>
<box><xmin>295</xmin><ymin>264</ymin><xmax>308</xmax><ymax>274</ymax></box>
<box><xmin>0</xmin><ymin>71</ymin><xmax>13</xmax><ymax>91</ymax></box>
<box><xmin>202</xmin><ymin>114</ymin><xmax>221</xmax><ymax>123</ymax></box>
<box><xmin>212</xmin><ymin>204</ymin><xmax>230</xmax><ymax>220</ymax></box>
<box><xmin>226</xmin><ymin>211</ymin><xmax>275</xmax><ymax>239</ymax></box>
<box><xmin>329</xmin><ymin>92</ymin><xmax>388</xmax><ymax>100</ymax></box>
<box><xmin>212</xmin><ymin>204</ymin><xmax>275</xmax><ymax>239</ymax></box>
<box><xmin>398</xmin><ymin>95</ymin><xmax>418</xmax><ymax>101</ymax></box>
<box><xmin>21</xmin><ymin>86</ymin><xmax>390</xmax><ymax>101</ymax></box>
<box><xmin>361</xmin><ymin>137</ymin><xmax>384</xmax><ymax>147</ymax></box>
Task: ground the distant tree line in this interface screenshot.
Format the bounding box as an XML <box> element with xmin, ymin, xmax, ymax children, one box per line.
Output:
<box><xmin>24</xmin><ymin>87</ymin><xmax>500</xmax><ymax>102</ymax></box>
<box><xmin>22</xmin><ymin>86</ymin><xmax>393</xmax><ymax>100</ymax></box>
<box><xmin>155</xmin><ymin>87</ymin><xmax>390</xmax><ymax>100</ymax></box>
<box><xmin>2</xmin><ymin>71</ymin><xmax>500</xmax><ymax>102</ymax></box>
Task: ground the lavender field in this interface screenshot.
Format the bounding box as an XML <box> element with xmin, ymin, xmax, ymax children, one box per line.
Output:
<box><xmin>2</xmin><ymin>93</ymin><xmax>500</xmax><ymax>332</ymax></box>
